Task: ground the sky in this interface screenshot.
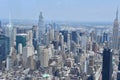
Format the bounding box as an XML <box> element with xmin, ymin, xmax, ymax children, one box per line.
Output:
<box><xmin>0</xmin><ymin>0</ymin><xmax>120</xmax><ymax>22</ymax></box>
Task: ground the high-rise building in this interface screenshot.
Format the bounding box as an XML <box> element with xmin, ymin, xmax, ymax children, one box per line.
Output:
<box><xmin>32</xmin><ymin>25</ymin><xmax>38</xmax><ymax>50</ymax></box>
<box><xmin>43</xmin><ymin>33</ymin><xmax>49</xmax><ymax>46</ymax></box>
<box><xmin>60</xmin><ymin>30</ymin><xmax>68</xmax><ymax>42</ymax></box>
<box><xmin>59</xmin><ymin>33</ymin><xmax>64</xmax><ymax>50</ymax></box>
<box><xmin>0</xmin><ymin>34</ymin><xmax>10</xmax><ymax>61</ymax></box>
<box><xmin>27</xmin><ymin>30</ymin><xmax>33</xmax><ymax>46</ymax></box>
<box><xmin>0</xmin><ymin>21</ymin><xmax>2</xmax><ymax>34</ymax></box>
<box><xmin>22</xmin><ymin>45</ymin><xmax>34</xmax><ymax>68</ymax></box>
<box><xmin>112</xmin><ymin>8</ymin><xmax>119</xmax><ymax>50</ymax></box>
<box><xmin>38</xmin><ymin>12</ymin><xmax>44</xmax><ymax>33</ymax></box>
<box><xmin>18</xmin><ymin>43</ymin><xmax>23</xmax><ymax>54</ymax></box>
<box><xmin>102</xmin><ymin>32</ymin><xmax>108</xmax><ymax>43</ymax></box>
<box><xmin>32</xmin><ymin>25</ymin><xmax>38</xmax><ymax>40</ymax></box>
<box><xmin>117</xmin><ymin>51</ymin><xmax>120</xmax><ymax>80</ymax></box>
<box><xmin>71</xmin><ymin>31</ymin><xmax>78</xmax><ymax>43</ymax></box>
<box><xmin>16</xmin><ymin>34</ymin><xmax>27</xmax><ymax>52</ymax></box>
<box><xmin>5</xmin><ymin>22</ymin><xmax>13</xmax><ymax>48</ymax></box>
<box><xmin>13</xmin><ymin>27</ymin><xmax>16</xmax><ymax>46</ymax></box>
<box><xmin>67</xmin><ymin>33</ymin><xmax>71</xmax><ymax>51</ymax></box>
<box><xmin>49</xmin><ymin>26</ymin><xmax>54</xmax><ymax>42</ymax></box>
<box><xmin>6</xmin><ymin>55</ymin><xmax>12</xmax><ymax>70</ymax></box>
<box><xmin>102</xmin><ymin>48</ymin><xmax>113</xmax><ymax>80</ymax></box>
<box><xmin>0</xmin><ymin>21</ymin><xmax>1</xmax><ymax>28</ymax></box>
<box><xmin>39</xmin><ymin>47</ymin><xmax>50</xmax><ymax>67</ymax></box>
<box><xmin>38</xmin><ymin>12</ymin><xmax>45</xmax><ymax>44</ymax></box>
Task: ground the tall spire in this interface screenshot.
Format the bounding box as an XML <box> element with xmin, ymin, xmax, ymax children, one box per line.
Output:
<box><xmin>9</xmin><ymin>12</ymin><xmax>12</xmax><ymax>25</ymax></box>
<box><xmin>116</xmin><ymin>7</ymin><xmax>119</xmax><ymax>20</ymax></box>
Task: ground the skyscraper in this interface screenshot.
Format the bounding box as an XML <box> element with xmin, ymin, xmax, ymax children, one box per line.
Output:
<box><xmin>16</xmin><ymin>34</ymin><xmax>27</xmax><ymax>52</ymax></box>
<box><xmin>0</xmin><ymin>21</ymin><xmax>2</xmax><ymax>34</ymax></box>
<box><xmin>38</xmin><ymin>12</ymin><xmax>45</xmax><ymax>44</ymax></box>
<box><xmin>102</xmin><ymin>48</ymin><xmax>113</xmax><ymax>80</ymax></box>
<box><xmin>0</xmin><ymin>21</ymin><xmax>1</xmax><ymax>28</ymax></box>
<box><xmin>67</xmin><ymin>33</ymin><xmax>71</xmax><ymax>51</ymax></box>
<box><xmin>32</xmin><ymin>25</ymin><xmax>38</xmax><ymax>50</ymax></box>
<box><xmin>112</xmin><ymin>8</ymin><xmax>119</xmax><ymax>50</ymax></box>
<box><xmin>40</xmin><ymin>47</ymin><xmax>50</xmax><ymax>67</ymax></box>
<box><xmin>5</xmin><ymin>15</ymin><xmax>14</xmax><ymax>48</ymax></box>
<box><xmin>0</xmin><ymin>34</ymin><xmax>10</xmax><ymax>61</ymax></box>
<box><xmin>0</xmin><ymin>34</ymin><xmax>10</xmax><ymax>70</ymax></box>
<box><xmin>117</xmin><ymin>51</ymin><xmax>120</xmax><ymax>80</ymax></box>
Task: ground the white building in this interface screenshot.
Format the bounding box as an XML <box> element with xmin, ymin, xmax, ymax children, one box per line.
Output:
<box><xmin>40</xmin><ymin>48</ymin><xmax>50</xmax><ymax>67</ymax></box>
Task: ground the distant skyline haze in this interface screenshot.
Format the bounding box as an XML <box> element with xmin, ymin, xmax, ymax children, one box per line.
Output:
<box><xmin>0</xmin><ymin>0</ymin><xmax>120</xmax><ymax>22</ymax></box>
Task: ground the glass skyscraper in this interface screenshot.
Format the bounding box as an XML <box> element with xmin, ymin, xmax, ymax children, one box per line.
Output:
<box><xmin>102</xmin><ymin>48</ymin><xmax>113</xmax><ymax>80</ymax></box>
<box><xmin>0</xmin><ymin>34</ymin><xmax>10</xmax><ymax>61</ymax></box>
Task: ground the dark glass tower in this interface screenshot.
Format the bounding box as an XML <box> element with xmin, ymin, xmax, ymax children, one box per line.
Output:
<box><xmin>102</xmin><ymin>48</ymin><xmax>113</xmax><ymax>80</ymax></box>
<box><xmin>0</xmin><ymin>34</ymin><xmax>10</xmax><ymax>61</ymax></box>
<box><xmin>0</xmin><ymin>34</ymin><xmax>10</xmax><ymax>70</ymax></box>
<box><xmin>117</xmin><ymin>51</ymin><xmax>120</xmax><ymax>80</ymax></box>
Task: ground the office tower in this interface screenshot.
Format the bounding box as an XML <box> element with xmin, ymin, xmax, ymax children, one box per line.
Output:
<box><xmin>32</xmin><ymin>25</ymin><xmax>38</xmax><ymax>50</ymax></box>
<box><xmin>27</xmin><ymin>30</ymin><xmax>33</xmax><ymax>46</ymax></box>
<box><xmin>5</xmin><ymin>14</ymin><xmax>14</xmax><ymax>48</ymax></box>
<box><xmin>0</xmin><ymin>21</ymin><xmax>1</xmax><ymax>28</ymax></box>
<box><xmin>40</xmin><ymin>47</ymin><xmax>50</xmax><ymax>67</ymax></box>
<box><xmin>43</xmin><ymin>33</ymin><xmax>49</xmax><ymax>46</ymax></box>
<box><xmin>54</xmin><ymin>31</ymin><xmax>59</xmax><ymax>41</ymax></box>
<box><xmin>38</xmin><ymin>12</ymin><xmax>45</xmax><ymax>33</ymax></box>
<box><xmin>0</xmin><ymin>21</ymin><xmax>2</xmax><ymax>34</ymax></box>
<box><xmin>59</xmin><ymin>33</ymin><xmax>64</xmax><ymax>50</ymax></box>
<box><xmin>67</xmin><ymin>33</ymin><xmax>71</xmax><ymax>51</ymax></box>
<box><xmin>117</xmin><ymin>51</ymin><xmax>120</xmax><ymax>80</ymax></box>
<box><xmin>112</xmin><ymin>8</ymin><xmax>119</xmax><ymax>50</ymax></box>
<box><xmin>0</xmin><ymin>35</ymin><xmax>10</xmax><ymax>61</ymax></box>
<box><xmin>49</xmin><ymin>26</ymin><xmax>54</xmax><ymax>42</ymax></box>
<box><xmin>25</xmin><ymin>30</ymin><xmax>35</xmax><ymax>68</ymax></box>
<box><xmin>81</xmin><ymin>34</ymin><xmax>87</xmax><ymax>51</ymax></box>
<box><xmin>16</xmin><ymin>34</ymin><xmax>27</xmax><ymax>52</ymax></box>
<box><xmin>38</xmin><ymin>12</ymin><xmax>45</xmax><ymax>44</ymax></box>
<box><xmin>6</xmin><ymin>55</ymin><xmax>13</xmax><ymax>70</ymax></box>
<box><xmin>60</xmin><ymin>30</ymin><xmax>68</xmax><ymax>42</ymax></box>
<box><xmin>102</xmin><ymin>48</ymin><xmax>113</xmax><ymax>80</ymax></box>
<box><xmin>102</xmin><ymin>32</ymin><xmax>108</xmax><ymax>43</ymax></box>
<box><xmin>18</xmin><ymin>43</ymin><xmax>23</xmax><ymax>54</ymax></box>
<box><xmin>71</xmin><ymin>31</ymin><xmax>78</xmax><ymax>43</ymax></box>
<box><xmin>88</xmin><ymin>52</ymin><xmax>95</xmax><ymax>75</ymax></box>
<box><xmin>22</xmin><ymin>45</ymin><xmax>34</xmax><ymax>68</ymax></box>
<box><xmin>76</xmin><ymin>32</ymin><xmax>80</xmax><ymax>45</ymax></box>
<box><xmin>13</xmin><ymin>27</ymin><xmax>16</xmax><ymax>46</ymax></box>
<box><xmin>5</xmin><ymin>21</ymin><xmax>13</xmax><ymax>48</ymax></box>
<box><xmin>37</xmin><ymin>45</ymin><xmax>44</xmax><ymax>61</ymax></box>
<box><xmin>32</xmin><ymin>25</ymin><xmax>38</xmax><ymax>40</ymax></box>
<box><xmin>10</xmin><ymin>47</ymin><xmax>17</xmax><ymax>67</ymax></box>
<box><xmin>27</xmin><ymin>56</ymin><xmax>35</xmax><ymax>70</ymax></box>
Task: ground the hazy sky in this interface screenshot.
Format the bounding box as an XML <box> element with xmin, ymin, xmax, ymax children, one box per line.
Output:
<box><xmin>0</xmin><ymin>0</ymin><xmax>120</xmax><ymax>22</ymax></box>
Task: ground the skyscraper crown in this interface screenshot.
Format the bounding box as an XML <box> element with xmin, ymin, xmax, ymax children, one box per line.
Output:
<box><xmin>116</xmin><ymin>7</ymin><xmax>118</xmax><ymax>20</ymax></box>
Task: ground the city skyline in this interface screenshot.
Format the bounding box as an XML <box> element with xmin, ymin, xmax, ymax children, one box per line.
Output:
<box><xmin>0</xmin><ymin>0</ymin><xmax>120</xmax><ymax>22</ymax></box>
